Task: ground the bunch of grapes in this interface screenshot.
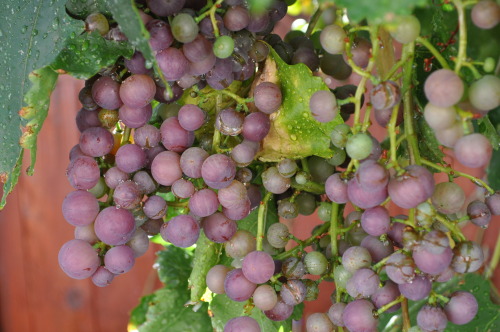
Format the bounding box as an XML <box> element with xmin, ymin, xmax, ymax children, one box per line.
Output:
<box><xmin>58</xmin><ymin>0</ymin><xmax>500</xmax><ymax>331</ymax></box>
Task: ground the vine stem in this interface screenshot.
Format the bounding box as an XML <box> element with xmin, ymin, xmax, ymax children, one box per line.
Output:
<box><xmin>305</xmin><ymin>6</ymin><xmax>323</xmax><ymax>38</ymax></box>
<box><xmin>256</xmin><ymin>192</ymin><xmax>272</xmax><ymax>251</ymax></box>
<box><xmin>402</xmin><ymin>298</ymin><xmax>411</xmax><ymax>332</ymax></box>
<box><xmin>434</xmin><ymin>214</ymin><xmax>467</xmax><ymax>242</ymax></box>
<box><xmin>377</xmin><ymin>295</ymin><xmax>404</xmax><ymax>315</ymax></box>
<box><xmin>388</xmin><ymin>103</ymin><xmax>402</xmax><ymax>168</ymax></box>
<box><xmin>401</xmin><ymin>41</ymin><xmax>421</xmax><ymax>165</ymax></box>
<box><xmin>120</xmin><ymin>126</ymin><xmax>131</xmax><ymax>145</ymax></box>
<box><xmin>329</xmin><ymin>203</ymin><xmax>340</xmax><ymax>258</ymax></box>
<box><xmin>273</xmin><ymin>221</ymin><xmax>330</xmax><ymax>260</ymax></box>
<box><xmin>453</xmin><ymin>0</ymin><xmax>467</xmax><ymax>74</ymax></box>
<box><xmin>415</xmin><ymin>37</ymin><xmax>451</xmax><ymax>70</ymax></box>
<box><xmin>209</xmin><ymin>0</ymin><xmax>224</xmax><ymax>37</ymax></box>
<box><xmin>485</xmin><ymin>232</ymin><xmax>500</xmax><ymax>279</ymax></box>
<box><xmin>420</xmin><ymin>158</ymin><xmax>495</xmax><ymax>194</ymax></box>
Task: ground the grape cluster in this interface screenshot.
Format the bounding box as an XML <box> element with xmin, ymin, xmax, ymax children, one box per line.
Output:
<box><xmin>58</xmin><ymin>0</ymin><xmax>500</xmax><ymax>331</ymax></box>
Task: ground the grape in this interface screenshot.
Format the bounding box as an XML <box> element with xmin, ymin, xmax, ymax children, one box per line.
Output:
<box><xmin>280</xmin><ymin>279</ymin><xmax>307</xmax><ymax>306</ymax></box>
<box><xmin>104</xmin><ymin>166</ymin><xmax>129</xmax><ymax>189</ymax></box>
<box><xmin>361</xmin><ymin>206</ymin><xmax>390</xmax><ymax>236</ymax></box>
<box><xmin>347</xmin><ymin>268</ymin><xmax>380</xmax><ymax>298</ymax></box>
<box><xmin>78</xmin><ymin>127</ymin><xmax>114</xmax><ymax>158</ymax></box>
<box><xmin>282</xmin><ymin>257</ymin><xmax>306</xmax><ymax>279</ymax></box>
<box><xmin>328</xmin><ymin>303</ymin><xmax>346</xmax><ymax>327</ymax></box>
<box><xmin>342</xmin><ymin>246</ymin><xmax>372</xmax><ymax>273</ymax></box>
<box><xmin>79</xmin><ymin>86</ymin><xmax>98</xmax><ymax>111</ymax></box>
<box><xmin>213</xmin><ymin>35</ymin><xmax>234</xmax><ymax>59</ymax></box>
<box><xmin>104</xmin><ymin>245</ymin><xmax>135</xmax><ymax>274</ymax></box>
<box><xmin>388</xmin><ymin>165</ymin><xmax>435</xmax><ymax>209</ymax></box>
<box><xmin>421</xmin><ymin>230</ymin><xmax>450</xmax><ymax>255</ymax></box>
<box><xmin>224</xmin><ymin>316</ymin><xmax>261</xmax><ymax>332</ymax></box>
<box><xmin>203</xmin><ymin>212</ymin><xmax>237</xmax><ymax>243</ymax></box>
<box><xmin>277</xmin><ymin>159</ymin><xmax>298</xmax><ymax>178</ymax></box>
<box><xmin>134</xmin><ymin>124</ymin><xmax>161</xmax><ymax>149</ymax></box>
<box><xmin>75</xmin><ymin>223</ymin><xmax>99</xmax><ymax>244</ymax></box>
<box><xmin>156</xmin><ymin>47</ymin><xmax>189</xmax><ymax>81</ymax></box>
<box><xmin>91</xmin><ymin>266</ymin><xmax>115</xmax><ymax>287</ymax></box>
<box><xmin>202</xmin><ymin>154</ymin><xmax>236</xmax><ymax>189</ymax></box>
<box><xmin>431</xmin><ymin>182</ymin><xmax>465</xmax><ymax>215</ymax></box>
<box><xmin>356</xmin><ymin>160</ymin><xmax>389</xmax><ymax>192</ymax></box>
<box><xmin>346</xmin><ymin>132</ymin><xmax>373</xmax><ymax>160</ymax></box>
<box><xmin>327</xmin><ymin>146</ymin><xmax>346</xmax><ymax>166</ymax></box>
<box><xmin>467</xmin><ymin>200</ymin><xmax>491</xmax><ymax>227</ymax></box>
<box><xmin>398</xmin><ymin>275</ymin><xmax>431</xmax><ymax>301</ymax></box>
<box><xmin>143</xmin><ymin>195</ymin><xmax>167</xmax><ymax>220</ymax></box>
<box><xmin>62</xmin><ymin>190</ymin><xmax>99</xmax><ymax>226</ymax></box>
<box><xmin>171</xmin><ymin>178</ymin><xmax>195</xmax><ymax>198</ymax></box>
<box><xmin>125</xmin><ymin>52</ymin><xmax>150</xmax><ymax>75</ymax></box>
<box><xmin>444</xmin><ymin>291</ymin><xmax>478</xmax><ymax>325</ymax></box>
<box><xmin>469</xmin><ymin>75</ymin><xmax>500</xmax><ymax>112</ymax></box>
<box><xmin>147</xmin><ymin>0</ymin><xmax>185</xmax><ymax>16</ymax></box>
<box><xmin>347</xmin><ymin>176</ymin><xmax>388</xmax><ymax>209</ymax></box>
<box><xmin>413</xmin><ymin>246</ymin><xmax>452</xmax><ymax>275</ymax></box>
<box><xmin>189</xmin><ymin>189</ymin><xmax>219</xmax><ymax>217</ymax></box>
<box><xmin>206</xmin><ymin>57</ymin><xmax>234</xmax><ymax>90</ymax></box>
<box><xmin>140</xmin><ymin>218</ymin><xmax>162</xmax><ymax>236</ymax></box>
<box><xmin>424</xmin><ymin>69</ymin><xmax>464</xmax><ymax>107</ymax></box>
<box><xmin>224</xmin><ymin>268</ymin><xmax>257</xmax><ymax>302</ymax></box>
<box><xmin>242</xmin><ymin>112</ymin><xmax>271</xmax><ymax>142</ymax></box>
<box><xmin>277</xmin><ymin>200</ymin><xmax>298</xmax><ymax>219</ymax></box>
<box><xmin>222</xmin><ymin>199</ymin><xmax>251</xmax><ymax>220</ymax></box>
<box><xmin>360</xmin><ymin>235</ymin><xmax>394</xmax><ymax>262</ymax></box>
<box><xmin>264</xmin><ymin>296</ymin><xmax>294</xmax><ymax>321</ymax></box>
<box><xmin>113</xmin><ymin>180</ymin><xmax>142</xmax><ymax>209</ymax></box>
<box><xmin>333</xmin><ymin>265</ymin><xmax>352</xmax><ymax>290</ymax></box>
<box><xmin>241</xmin><ymin>251</ymin><xmax>275</xmax><ymax>284</ymax></box>
<box><xmin>320</xmin><ymin>54</ymin><xmax>352</xmax><ymax>80</ymax></box>
<box><xmin>306</xmin><ymin>313</ymin><xmax>333</xmax><ymax>332</ymax></box>
<box><xmin>69</xmin><ymin>144</ymin><xmax>87</xmax><ymax>161</ymax></box>
<box><xmin>451</xmin><ymin>241</ymin><xmax>484</xmax><ymax>273</ymax></box>
<box><xmin>486</xmin><ymin>191</ymin><xmax>500</xmax><ymax>215</ymax></box>
<box><xmin>170</xmin><ymin>13</ymin><xmax>199</xmax><ymax>43</ymax></box>
<box><xmin>119</xmin><ymin>103</ymin><xmax>152</xmax><ymax>128</ymax></box>
<box><xmin>151</xmin><ymin>151</ymin><xmax>183</xmax><ymax>186</ymax></box>
<box><xmin>390</xmin><ymin>15</ymin><xmax>421</xmax><ymax>44</ymax></box>
<box><xmin>320</xmin><ymin>24</ymin><xmax>346</xmax><ymax>54</ymax></box>
<box><xmin>67</xmin><ymin>156</ymin><xmax>100</xmax><ymax>190</ymax></box>
<box><xmin>304</xmin><ymin>251</ymin><xmax>328</xmax><ymax>275</ymax></box>
<box><xmin>434</xmin><ymin>266</ymin><xmax>455</xmax><ymax>282</ymax></box>
<box><xmin>417</xmin><ymin>305</ymin><xmax>447</xmax><ymax>332</ymax></box>
<box><xmin>296</xmin><ymin>192</ymin><xmax>317</xmax><ymax>216</ymax></box>
<box><xmin>119</xmin><ymin>74</ymin><xmax>156</xmax><ymax>109</ymax></box>
<box><xmin>292</xmin><ymin>47</ymin><xmax>320</xmax><ymax>72</ymax></box>
<box><xmin>471</xmin><ymin>1</ymin><xmax>500</xmax><ymax>29</ymax></box>
<box><xmin>253</xmin><ymin>82</ymin><xmax>282</xmax><ymax>114</ymax></box>
<box><xmin>236</xmin><ymin>168</ymin><xmax>252</xmax><ymax>184</ymax></box>
<box><xmin>161</xmin><ymin>215</ymin><xmax>200</xmax><ymax>248</ymax></box>
<box><xmin>231</xmin><ymin>141</ymin><xmax>258</xmax><ymax>166</ymax></box>
<box><xmin>225</xmin><ymin>230</ymin><xmax>256</xmax><ymax>259</ymax></box>
<box><xmin>91</xmin><ymin>76</ymin><xmax>122</xmax><ymax>110</ymax></box>
<box><xmin>178</xmin><ymin>104</ymin><xmax>206</xmax><ymax>132</ymax></box>
<box><xmin>206</xmin><ymin>264</ymin><xmax>230</xmax><ymax>294</ymax></box>
<box><xmin>372</xmin><ymin>281</ymin><xmax>401</xmax><ymax>313</ymax></box>
<box><xmin>98</xmin><ymin>108</ymin><xmax>119</xmax><ymax>128</ymax></box>
<box><xmin>253</xmin><ymin>284</ymin><xmax>278</xmax><ymax>311</ymax></box>
<box><xmin>374</xmin><ymin>104</ymin><xmax>403</xmax><ymax>128</ymax></box>
<box><xmin>435</xmin><ymin>121</ymin><xmax>464</xmax><ymax>148</ymax></box>
<box><xmin>370</xmin><ymin>81</ymin><xmax>401</xmax><ymax>111</ymax></box>
<box><xmin>146</xmin><ymin>19</ymin><xmax>173</xmax><ymax>52</ymax></box>
<box><xmin>216</xmin><ymin>108</ymin><xmax>244</xmax><ymax>136</ymax></box>
<box><xmin>115</xmin><ymin>144</ymin><xmax>147</xmax><ymax>173</ymax></box>
<box><xmin>160</xmin><ymin>116</ymin><xmax>195</xmax><ymax>153</ymax></box>
<box><xmin>423</xmin><ymin>103</ymin><xmax>457</xmax><ymax>130</ymax></box>
<box><xmin>309</xmin><ymin>90</ymin><xmax>338</xmax><ymax>123</ymax></box>
<box><xmin>94</xmin><ymin>206</ymin><xmax>136</xmax><ymax>245</ymax></box>
<box><xmin>249</xmin><ymin>40</ymin><xmax>269</xmax><ymax>62</ymax></box>
<box><xmin>307</xmin><ymin>156</ymin><xmax>335</xmax><ymax>184</ymax></box>
<box><xmin>454</xmin><ymin>133</ymin><xmax>492</xmax><ymax>168</ymax></box>
<box><xmin>58</xmin><ymin>239</ymin><xmax>100</xmax><ymax>279</ymax></box>
<box><xmin>262</xmin><ymin>167</ymin><xmax>291</xmax><ymax>194</ymax></box>
<box><xmin>223</xmin><ymin>6</ymin><xmax>250</xmax><ymax>31</ymax></box>
<box><xmin>183</xmin><ymin>34</ymin><xmax>213</xmax><ymax>62</ymax></box>
<box><xmin>218</xmin><ymin>180</ymin><xmax>247</xmax><ymax>209</ymax></box>
<box><xmin>342</xmin><ymin>299</ymin><xmax>377</xmax><ymax>332</ymax></box>
<box><xmin>385</xmin><ymin>252</ymin><xmax>416</xmax><ymax>284</ymax></box>
<box><xmin>330</xmin><ymin>123</ymin><xmax>351</xmax><ymax>148</ymax></box>
<box><xmin>267</xmin><ymin>223</ymin><xmax>290</xmax><ymax>248</ymax></box>
<box><xmin>127</xmin><ymin>228</ymin><xmax>150</xmax><ymax>258</ymax></box>
<box><xmin>180</xmin><ymin>147</ymin><xmax>209</xmax><ymax>179</ymax></box>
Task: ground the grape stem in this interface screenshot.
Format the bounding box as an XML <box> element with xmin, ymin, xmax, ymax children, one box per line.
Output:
<box><xmin>291</xmin><ymin>178</ymin><xmax>325</xmax><ymax>195</ymax></box>
<box><xmin>434</xmin><ymin>214</ymin><xmax>467</xmax><ymax>242</ymax></box>
<box><xmin>388</xmin><ymin>103</ymin><xmax>403</xmax><ymax>169</ymax></box>
<box><xmin>372</xmin><ymin>249</ymin><xmax>403</xmax><ymax>272</ymax></box>
<box><xmin>420</xmin><ymin>158</ymin><xmax>495</xmax><ymax>194</ymax></box>
<box><xmin>402</xmin><ymin>298</ymin><xmax>411</xmax><ymax>332</ymax></box>
<box><xmin>305</xmin><ymin>6</ymin><xmax>324</xmax><ymax>38</ymax></box>
<box><xmin>429</xmin><ymin>290</ymin><xmax>450</xmax><ymax>304</ymax></box>
<box><xmin>415</xmin><ymin>37</ymin><xmax>451</xmax><ymax>70</ymax></box>
<box><xmin>329</xmin><ymin>202</ymin><xmax>340</xmax><ymax>258</ymax></box>
<box><xmin>376</xmin><ymin>295</ymin><xmax>404</xmax><ymax>315</ymax></box>
<box><xmin>209</xmin><ymin>0</ymin><xmax>224</xmax><ymax>38</ymax></box>
<box><xmin>204</xmin><ymin>90</ymin><xmax>251</xmax><ymax>113</ymax></box>
<box><xmin>452</xmin><ymin>0</ymin><xmax>467</xmax><ymax>74</ymax></box>
<box><xmin>256</xmin><ymin>191</ymin><xmax>272</xmax><ymax>251</ymax></box>
<box><xmin>485</xmin><ymin>232</ymin><xmax>500</xmax><ymax>279</ymax></box>
<box><xmin>120</xmin><ymin>126</ymin><xmax>131</xmax><ymax>145</ymax></box>
<box><xmin>273</xmin><ymin>221</ymin><xmax>331</xmax><ymax>260</ymax></box>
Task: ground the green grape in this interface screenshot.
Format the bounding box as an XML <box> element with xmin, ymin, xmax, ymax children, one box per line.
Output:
<box><xmin>345</xmin><ymin>132</ymin><xmax>373</xmax><ymax>160</ymax></box>
<box><xmin>171</xmin><ymin>13</ymin><xmax>199</xmax><ymax>43</ymax></box>
<box><xmin>213</xmin><ymin>35</ymin><xmax>235</xmax><ymax>59</ymax></box>
<box><xmin>85</xmin><ymin>12</ymin><xmax>109</xmax><ymax>36</ymax></box>
<box><xmin>318</xmin><ymin>202</ymin><xmax>332</xmax><ymax>222</ymax></box>
<box><xmin>331</xmin><ymin>123</ymin><xmax>351</xmax><ymax>148</ymax></box>
<box><xmin>295</xmin><ymin>192</ymin><xmax>317</xmax><ymax>216</ymax></box>
<box><xmin>304</xmin><ymin>251</ymin><xmax>328</xmax><ymax>275</ymax></box>
<box><xmin>390</xmin><ymin>15</ymin><xmax>421</xmax><ymax>44</ymax></box>
<box><xmin>89</xmin><ymin>177</ymin><xmax>107</xmax><ymax>199</ymax></box>
<box><xmin>327</xmin><ymin>146</ymin><xmax>346</xmax><ymax>166</ymax></box>
<box><xmin>483</xmin><ymin>57</ymin><xmax>495</xmax><ymax>73</ymax></box>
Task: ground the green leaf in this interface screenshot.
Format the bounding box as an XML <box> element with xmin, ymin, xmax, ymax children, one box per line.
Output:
<box><xmin>210</xmin><ymin>293</ymin><xmax>292</xmax><ymax>332</ymax></box>
<box><xmin>66</xmin><ymin>0</ymin><xmax>111</xmax><ymax>19</ymax></box>
<box><xmin>0</xmin><ymin>0</ymin><xmax>83</xmax><ymax>209</ymax></box>
<box><xmin>237</xmin><ymin>199</ymin><xmax>279</xmax><ymax>236</ymax></box>
<box><xmin>326</xmin><ymin>0</ymin><xmax>429</xmax><ymax>24</ymax></box>
<box><xmin>477</xmin><ymin>116</ymin><xmax>500</xmax><ymax>151</ymax></box>
<box><xmin>189</xmin><ymin>231</ymin><xmax>223</xmax><ymax>303</ymax></box>
<box><xmin>379</xmin><ymin>273</ymin><xmax>500</xmax><ymax>332</ymax></box>
<box><xmin>487</xmin><ymin>148</ymin><xmax>500</xmax><ymax>191</ymax></box>
<box><xmin>156</xmin><ymin>245</ymin><xmax>194</xmax><ymax>290</ymax></box>
<box><xmin>51</xmin><ymin>31</ymin><xmax>133</xmax><ymax>79</ymax></box>
<box><xmin>129</xmin><ymin>294</ymin><xmax>155</xmax><ymax>328</ymax></box>
<box><xmin>258</xmin><ymin>48</ymin><xmax>343</xmax><ymax>161</ymax></box>
<box><xmin>415</xmin><ymin>115</ymin><xmax>445</xmax><ymax>168</ymax></box>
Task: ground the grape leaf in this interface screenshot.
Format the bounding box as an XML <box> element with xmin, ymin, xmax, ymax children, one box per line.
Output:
<box><xmin>487</xmin><ymin>149</ymin><xmax>500</xmax><ymax>191</ymax></box>
<box><xmin>209</xmin><ymin>293</ymin><xmax>292</xmax><ymax>332</ymax></box>
<box><xmin>51</xmin><ymin>31</ymin><xmax>133</xmax><ymax>79</ymax></box>
<box><xmin>415</xmin><ymin>115</ymin><xmax>445</xmax><ymax>168</ymax></box>
<box><xmin>0</xmin><ymin>0</ymin><xmax>83</xmax><ymax>209</ymax></box>
<box><xmin>257</xmin><ymin>48</ymin><xmax>343</xmax><ymax>162</ymax></box>
<box><xmin>65</xmin><ymin>0</ymin><xmax>111</xmax><ymax>19</ymax></box>
<box><xmin>379</xmin><ymin>273</ymin><xmax>500</xmax><ymax>332</ymax></box>
<box><xmin>189</xmin><ymin>231</ymin><xmax>223</xmax><ymax>304</ymax></box>
<box><xmin>156</xmin><ymin>245</ymin><xmax>194</xmax><ymax>289</ymax></box>
<box><xmin>129</xmin><ymin>294</ymin><xmax>155</xmax><ymax>328</ymax></box>
<box><xmin>237</xmin><ymin>198</ymin><xmax>279</xmax><ymax>236</ymax></box>
<box><xmin>477</xmin><ymin>116</ymin><xmax>500</xmax><ymax>151</ymax></box>
<box><xmin>323</xmin><ymin>0</ymin><xmax>429</xmax><ymax>24</ymax></box>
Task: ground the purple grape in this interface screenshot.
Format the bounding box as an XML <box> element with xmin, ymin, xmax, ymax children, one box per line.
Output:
<box><xmin>215</xmin><ymin>108</ymin><xmax>244</xmax><ymax>136</ymax></box>
<box><xmin>206</xmin><ymin>57</ymin><xmax>234</xmax><ymax>90</ymax></box>
<box><xmin>146</xmin><ymin>0</ymin><xmax>185</xmax><ymax>16</ymax></box>
<box><xmin>230</xmin><ymin>141</ymin><xmax>258</xmax><ymax>166</ymax></box>
<box><xmin>247</xmin><ymin>184</ymin><xmax>262</xmax><ymax>210</ymax></box>
<box><xmin>206</xmin><ymin>264</ymin><xmax>230</xmax><ymax>294</ymax></box>
<box><xmin>454</xmin><ymin>133</ymin><xmax>492</xmax><ymax>168</ymax></box>
<box><xmin>119</xmin><ymin>74</ymin><xmax>156</xmax><ymax>109</ymax></box>
<box><xmin>421</xmin><ymin>230</ymin><xmax>449</xmax><ymax>254</ymax></box>
<box><xmin>218</xmin><ymin>180</ymin><xmax>248</xmax><ymax>209</ymax></box>
<box><xmin>356</xmin><ymin>160</ymin><xmax>389</xmax><ymax>192</ymax></box>
<box><xmin>324</xmin><ymin>173</ymin><xmax>348</xmax><ymax>203</ymax></box>
<box><xmin>306</xmin><ymin>313</ymin><xmax>333</xmax><ymax>332</ymax></box>
<box><xmin>146</xmin><ymin>19</ymin><xmax>173</xmax><ymax>51</ymax></box>
<box><xmin>115</xmin><ymin>144</ymin><xmax>146</xmax><ymax>173</ymax></box>
<box><xmin>309</xmin><ymin>90</ymin><xmax>338</xmax><ymax>122</ymax></box>
<box><xmin>58</xmin><ymin>239</ymin><xmax>100</xmax><ymax>279</ymax></box>
<box><xmin>254</xmin><ymin>82</ymin><xmax>282</xmax><ymax>114</ymax></box>
<box><xmin>156</xmin><ymin>47</ymin><xmax>189</xmax><ymax>81</ymax></box>
<box><xmin>224</xmin><ymin>316</ymin><xmax>261</xmax><ymax>332</ymax></box>
<box><xmin>134</xmin><ymin>124</ymin><xmax>161</xmax><ymax>148</ymax></box>
<box><xmin>171</xmin><ymin>178</ymin><xmax>195</xmax><ymax>198</ymax></box>
<box><xmin>385</xmin><ymin>252</ymin><xmax>416</xmax><ymax>284</ymax></box>
<box><xmin>178</xmin><ymin>104</ymin><xmax>206</xmax><ymax>131</ymax></box>
<box><xmin>413</xmin><ymin>246</ymin><xmax>452</xmax><ymax>275</ymax></box>
<box><xmin>69</xmin><ymin>144</ymin><xmax>87</xmax><ymax>161</ymax></box>
<box><xmin>434</xmin><ymin>266</ymin><xmax>455</xmax><ymax>282</ymax></box>
<box><xmin>398</xmin><ymin>275</ymin><xmax>431</xmax><ymax>301</ymax></box>
<box><xmin>113</xmin><ymin>180</ymin><xmax>142</xmax><ymax>209</ymax></box>
<box><xmin>417</xmin><ymin>305</ymin><xmax>447</xmax><ymax>332</ymax></box>
<box><xmin>467</xmin><ymin>200</ymin><xmax>491</xmax><ymax>227</ymax></box>
<box><xmin>180</xmin><ymin>147</ymin><xmax>209</xmax><ymax>178</ymax></box>
<box><xmin>246</xmin><ymin>11</ymin><xmax>270</xmax><ymax>33</ymax></box>
<box><xmin>203</xmin><ymin>212</ymin><xmax>237</xmax><ymax>243</ymax></box>
<box><xmin>224</xmin><ymin>268</ymin><xmax>257</xmax><ymax>302</ymax></box>
<box><xmin>370</xmin><ymin>81</ymin><xmax>401</xmax><ymax>111</ymax></box>
<box><xmin>141</xmin><ymin>218</ymin><xmax>163</xmax><ymax>236</ymax></box>
<box><xmin>104</xmin><ymin>245</ymin><xmax>135</xmax><ymax>274</ymax></box>
<box><xmin>264</xmin><ymin>296</ymin><xmax>294</xmax><ymax>321</ymax></box>
<box><xmin>444</xmin><ymin>291</ymin><xmax>478</xmax><ymax>325</ymax></box>
<box><xmin>374</xmin><ymin>104</ymin><xmax>403</xmax><ymax>127</ymax></box>
<box><xmin>225</xmin><ymin>230</ymin><xmax>256</xmax><ymax>259</ymax></box>
<box><xmin>387</xmin><ymin>221</ymin><xmax>406</xmax><ymax>247</ymax></box>
<box><xmin>361</xmin><ymin>206</ymin><xmax>390</xmax><ymax>236</ymax></box>
<box><xmin>189</xmin><ymin>189</ymin><xmax>219</xmax><ymax>217</ymax></box>
<box><xmin>79</xmin><ymin>127</ymin><xmax>114</xmax><ymax>157</ymax></box>
<box><xmin>151</xmin><ymin>151</ymin><xmax>182</xmax><ymax>186</ymax></box>
<box><xmin>160</xmin><ymin>117</ymin><xmax>195</xmax><ymax>153</ymax></box>
<box><xmin>292</xmin><ymin>46</ymin><xmax>320</xmax><ymax>72</ymax></box>
<box><xmin>183</xmin><ymin>34</ymin><xmax>213</xmax><ymax>62</ymax></box>
<box><xmin>67</xmin><ymin>156</ymin><xmax>100</xmax><ymax>190</ymax></box>
<box><xmin>347</xmin><ymin>268</ymin><xmax>380</xmax><ymax>298</ymax></box>
<box><xmin>124</xmin><ymin>52</ymin><xmax>151</xmax><ymax>75</ymax></box>
<box><xmin>372</xmin><ymin>280</ymin><xmax>401</xmax><ymax>313</ymax></box>
<box><xmin>281</xmin><ymin>257</ymin><xmax>306</xmax><ymax>279</ymax></box>
<box><xmin>486</xmin><ymin>191</ymin><xmax>500</xmax><ymax>215</ymax></box>
<box><xmin>91</xmin><ymin>266</ymin><xmax>115</xmax><ymax>287</ymax></box>
<box><xmin>91</xmin><ymin>76</ymin><xmax>123</xmax><ymax>110</ymax></box>
<box><xmin>94</xmin><ymin>207</ymin><xmax>136</xmax><ymax>245</ymax></box>
<box><xmin>360</xmin><ymin>235</ymin><xmax>394</xmax><ymax>262</ymax></box>
<box><xmin>201</xmin><ymin>154</ymin><xmax>236</xmax><ymax>189</ymax></box>
<box><xmin>119</xmin><ymin>103</ymin><xmax>152</xmax><ymax>128</ymax></box>
<box><xmin>199</xmin><ymin>14</ymin><xmax>227</xmax><ymax>39</ymax></box>
<box><xmin>127</xmin><ymin>228</ymin><xmax>150</xmax><ymax>258</ymax></box>
<box><xmin>188</xmin><ymin>52</ymin><xmax>217</xmax><ymax>76</ymax></box>
<box><xmin>222</xmin><ymin>199</ymin><xmax>251</xmax><ymax>221</ymax></box>
<box><xmin>347</xmin><ymin>176</ymin><xmax>388</xmax><ymax>209</ymax></box>
<box><xmin>79</xmin><ymin>86</ymin><xmax>99</xmax><ymax>111</ymax></box>
<box><xmin>342</xmin><ymin>246</ymin><xmax>372</xmax><ymax>273</ymax></box>
<box><xmin>253</xmin><ymin>284</ymin><xmax>278</xmax><ymax>311</ymax></box>
<box><xmin>262</xmin><ymin>166</ymin><xmax>291</xmax><ymax>194</ymax></box>
<box><xmin>342</xmin><ymin>299</ymin><xmax>377</xmax><ymax>332</ymax></box>
<box><xmin>424</xmin><ymin>69</ymin><xmax>464</xmax><ymax>108</ymax></box>
<box><xmin>431</xmin><ymin>182</ymin><xmax>465</xmax><ymax>215</ymax></box>
<box><xmin>62</xmin><ymin>190</ymin><xmax>99</xmax><ymax>226</ymax></box>
<box><xmin>155</xmin><ymin>83</ymin><xmax>183</xmax><ymax>104</ymax></box>
<box><xmin>451</xmin><ymin>241</ymin><xmax>484</xmax><ymax>273</ymax></box>
<box><xmin>75</xmin><ymin>223</ymin><xmax>99</xmax><ymax>244</ymax></box>
<box><xmin>160</xmin><ymin>214</ymin><xmax>200</xmax><ymax>248</ymax></box>
<box><xmin>471</xmin><ymin>0</ymin><xmax>500</xmax><ymax>29</ymax></box>
<box><xmin>388</xmin><ymin>165</ymin><xmax>435</xmax><ymax>209</ymax></box>
<box><xmin>223</xmin><ymin>6</ymin><xmax>250</xmax><ymax>31</ymax></box>
<box><xmin>242</xmin><ymin>251</ymin><xmax>275</xmax><ymax>284</ymax></box>
<box><xmin>328</xmin><ymin>302</ymin><xmax>346</xmax><ymax>327</ymax></box>
<box><xmin>143</xmin><ymin>195</ymin><xmax>167</xmax><ymax>219</ymax></box>
<box><xmin>104</xmin><ymin>166</ymin><xmax>129</xmax><ymax>189</ymax></box>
